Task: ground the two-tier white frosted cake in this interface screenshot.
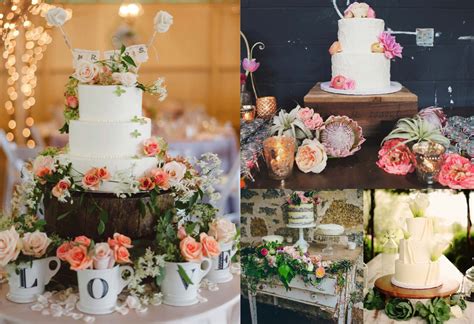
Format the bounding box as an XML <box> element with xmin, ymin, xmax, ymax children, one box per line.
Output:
<box><xmin>324</xmin><ymin>2</ymin><xmax>403</xmax><ymax>94</ymax></box>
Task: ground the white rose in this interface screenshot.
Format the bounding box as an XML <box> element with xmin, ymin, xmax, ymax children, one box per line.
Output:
<box><xmin>112</xmin><ymin>72</ymin><xmax>137</xmax><ymax>87</ymax></box>
<box><xmin>208</xmin><ymin>218</ymin><xmax>237</xmax><ymax>243</ymax></box>
<box><xmin>0</xmin><ymin>227</ymin><xmax>21</xmax><ymax>266</ymax></box>
<box><xmin>93</xmin><ymin>243</ymin><xmax>114</xmax><ymax>270</ymax></box>
<box><xmin>21</xmin><ymin>231</ymin><xmax>51</xmax><ymax>258</ymax></box>
<box><xmin>46</xmin><ymin>7</ymin><xmax>68</xmax><ymax>27</ymax></box>
<box><xmin>163</xmin><ymin>161</ymin><xmax>187</xmax><ymax>185</ymax></box>
<box><xmin>74</xmin><ymin>61</ymin><xmax>99</xmax><ymax>84</ymax></box>
<box><xmin>450</xmin><ymin>305</ymin><xmax>463</xmax><ymax>319</ymax></box>
<box><xmin>408</xmin><ymin>193</ymin><xmax>429</xmax><ymax>218</ymax></box>
<box><xmin>154</xmin><ymin>11</ymin><xmax>173</xmax><ymax>33</ymax></box>
<box><xmin>295</xmin><ymin>139</ymin><xmax>328</xmax><ymax>174</ymax></box>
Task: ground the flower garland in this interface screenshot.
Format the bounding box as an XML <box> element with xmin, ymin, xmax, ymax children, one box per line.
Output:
<box><xmin>241</xmin><ymin>241</ymin><xmax>352</xmax><ymax>293</ymax></box>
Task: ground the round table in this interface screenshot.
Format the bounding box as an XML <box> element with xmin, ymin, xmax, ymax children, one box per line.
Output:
<box><xmin>0</xmin><ymin>277</ymin><xmax>240</xmax><ymax>324</ymax></box>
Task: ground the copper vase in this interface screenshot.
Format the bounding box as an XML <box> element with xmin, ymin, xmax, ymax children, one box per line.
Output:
<box><xmin>256</xmin><ymin>96</ymin><xmax>277</xmax><ymax>119</ymax></box>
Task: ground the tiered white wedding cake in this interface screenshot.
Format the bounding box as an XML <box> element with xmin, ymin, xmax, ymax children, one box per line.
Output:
<box><xmin>288</xmin><ymin>203</ymin><xmax>314</xmax><ymax>225</ymax></box>
<box><xmin>327</xmin><ymin>2</ymin><xmax>403</xmax><ymax>93</ymax></box>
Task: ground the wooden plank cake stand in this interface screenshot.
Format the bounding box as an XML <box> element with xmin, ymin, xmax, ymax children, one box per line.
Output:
<box><xmin>374</xmin><ymin>275</ymin><xmax>460</xmax><ymax>299</ymax></box>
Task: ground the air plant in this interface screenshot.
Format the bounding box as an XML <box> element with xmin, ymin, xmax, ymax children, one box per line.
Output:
<box><xmin>269</xmin><ymin>106</ymin><xmax>313</xmax><ymax>142</ymax></box>
<box><xmin>382</xmin><ymin>116</ymin><xmax>450</xmax><ymax>147</ymax></box>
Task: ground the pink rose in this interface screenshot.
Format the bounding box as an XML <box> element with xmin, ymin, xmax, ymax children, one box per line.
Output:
<box><xmin>297</xmin><ymin>107</ymin><xmax>314</xmax><ymax>122</ymax></box>
<box><xmin>179</xmin><ymin>236</ymin><xmax>203</xmax><ymax>262</ymax></box>
<box><xmin>66</xmin><ymin>245</ymin><xmax>93</xmax><ymax>271</ymax></box>
<box><xmin>93</xmin><ymin>243</ymin><xmax>114</xmax><ymax>269</ymax></box>
<box><xmin>376</xmin><ymin>139</ymin><xmax>415</xmax><ymax>175</ymax></box>
<box><xmin>208</xmin><ymin>218</ymin><xmax>237</xmax><ymax>243</ymax></box>
<box><xmin>149</xmin><ymin>168</ymin><xmax>170</xmax><ymax>190</ymax></box>
<box><xmin>66</xmin><ymin>95</ymin><xmax>78</xmax><ymax>109</ymax></box>
<box><xmin>21</xmin><ymin>231</ymin><xmax>51</xmax><ymax>258</ymax></box>
<box><xmin>295</xmin><ymin>139</ymin><xmax>328</xmax><ymax>174</ymax></box>
<box><xmin>163</xmin><ymin>161</ymin><xmax>186</xmax><ymax>185</ymax></box>
<box><xmin>438</xmin><ymin>154</ymin><xmax>474</xmax><ymax>189</ymax></box>
<box><xmin>260</xmin><ymin>248</ymin><xmax>268</xmax><ymax>257</ymax></box>
<box><xmin>303</xmin><ymin>114</ymin><xmax>324</xmax><ymax>131</ymax></box>
<box><xmin>82</xmin><ymin>169</ymin><xmax>101</xmax><ymax>190</ymax></box>
<box><xmin>328</xmin><ymin>41</ymin><xmax>342</xmax><ymax>55</ymax></box>
<box><xmin>52</xmin><ymin>178</ymin><xmax>71</xmax><ymax>201</ymax></box>
<box><xmin>177</xmin><ymin>226</ymin><xmax>187</xmax><ymax>240</ymax></box>
<box><xmin>32</xmin><ymin>155</ymin><xmax>55</xmax><ymax>180</ymax></box>
<box><xmin>74</xmin><ymin>235</ymin><xmax>91</xmax><ymax>247</ymax></box>
<box><xmin>343</xmin><ymin>78</ymin><xmax>356</xmax><ymax>90</ymax></box>
<box><xmin>138</xmin><ymin>176</ymin><xmax>155</xmax><ymax>191</ymax></box>
<box><xmin>0</xmin><ymin>227</ymin><xmax>21</xmax><ymax>267</ymax></box>
<box><xmin>74</xmin><ymin>61</ymin><xmax>99</xmax><ymax>84</ymax></box>
<box><xmin>143</xmin><ymin>138</ymin><xmax>161</xmax><ymax>157</ymax></box>
<box><xmin>242</xmin><ymin>58</ymin><xmax>260</xmax><ymax>73</ymax></box>
<box><xmin>200</xmin><ymin>233</ymin><xmax>221</xmax><ymax>258</ymax></box>
<box><xmin>56</xmin><ymin>242</ymin><xmax>72</xmax><ymax>261</ymax></box>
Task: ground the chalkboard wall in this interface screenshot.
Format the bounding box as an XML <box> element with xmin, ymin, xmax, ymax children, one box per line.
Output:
<box><xmin>241</xmin><ymin>0</ymin><xmax>474</xmax><ymax>110</ymax></box>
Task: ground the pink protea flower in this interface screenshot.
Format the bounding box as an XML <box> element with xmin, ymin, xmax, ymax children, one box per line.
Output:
<box><xmin>378</xmin><ymin>32</ymin><xmax>403</xmax><ymax>59</ymax></box>
<box><xmin>242</xmin><ymin>58</ymin><xmax>260</xmax><ymax>73</ymax></box>
<box><xmin>376</xmin><ymin>139</ymin><xmax>416</xmax><ymax>175</ymax></box>
<box><xmin>438</xmin><ymin>154</ymin><xmax>474</xmax><ymax>189</ymax></box>
<box><xmin>418</xmin><ymin>107</ymin><xmax>447</xmax><ymax>129</ymax></box>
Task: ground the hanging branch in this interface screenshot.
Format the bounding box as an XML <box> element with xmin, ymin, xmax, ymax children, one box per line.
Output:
<box><xmin>240</xmin><ymin>32</ymin><xmax>265</xmax><ymax>100</ymax></box>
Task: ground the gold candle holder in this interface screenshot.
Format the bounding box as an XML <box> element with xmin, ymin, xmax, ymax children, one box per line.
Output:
<box><xmin>262</xmin><ymin>136</ymin><xmax>295</xmax><ymax>180</ymax></box>
<box><xmin>256</xmin><ymin>96</ymin><xmax>277</xmax><ymax>119</ymax></box>
<box><xmin>412</xmin><ymin>141</ymin><xmax>446</xmax><ymax>184</ymax></box>
<box><xmin>241</xmin><ymin>105</ymin><xmax>256</xmax><ymax>122</ymax></box>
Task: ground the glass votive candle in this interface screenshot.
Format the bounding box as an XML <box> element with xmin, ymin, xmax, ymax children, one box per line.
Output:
<box><xmin>412</xmin><ymin>141</ymin><xmax>446</xmax><ymax>184</ymax></box>
<box><xmin>241</xmin><ymin>105</ymin><xmax>256</xmax><ymax>122</ymax></box>
<box><xmin>262</xmin><ymin>136</ymin><xmax>295</xmax><ymax>180</ymax></box>
<box><xmin>256</xmin><ymin>96</ymin><xmax>277</xmax><ymax>119</ymax></box>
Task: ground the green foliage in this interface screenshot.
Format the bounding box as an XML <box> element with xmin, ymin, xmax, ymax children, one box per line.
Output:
<box><xmin>363</xmin><ymin>288</ymin><xmax>385</xmax><ymax>310</ymax></box>
<box><xmin>385</xmin><ymin>298</ymin><xmax>415</xmax><ymax>321</ymax></box>
<box><xmin>444</xmin><ymin>230</ymin><xmax>474</xmax><ymax>274</ymax></box>
<box><xmin>415</xmin><ymin>298</ymin><xmax>451</xmax><ymax>324</ymax></box>
<box><xmin>155</xmin><ymin>208</ymin><xmax>182</xmax><ymax>262</ymax></box>
<box><xmin>447</xmin><ymin>294</ymin><xmax>467</xmax><ymax>311</ymax></box>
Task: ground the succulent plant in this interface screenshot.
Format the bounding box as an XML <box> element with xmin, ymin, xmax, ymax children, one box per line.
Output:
<box><xmin>269</xmin><ymin>105</ymin><xmax>313</xmax><ymax>142</ymax></box>
<box><xmin>382</xmin><ymin>116</ymin><xmax>450</xmax><ymax>147</ymax></box>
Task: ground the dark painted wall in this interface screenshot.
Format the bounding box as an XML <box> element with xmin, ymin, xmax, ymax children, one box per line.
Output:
<box><xmin>241</xmin><ymin>0</ymin><xmax>474</xmax><ymax>110</ymax></box>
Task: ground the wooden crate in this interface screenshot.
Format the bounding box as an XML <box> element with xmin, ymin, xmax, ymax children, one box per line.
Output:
<box><xmin>304</xmin><ymin>83</ymin><xmax>418</xmax><ymax>138</ymax></box>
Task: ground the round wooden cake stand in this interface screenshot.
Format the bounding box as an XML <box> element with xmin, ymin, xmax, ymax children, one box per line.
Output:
<box><xmin>375</xmin><ymin>275</ymin><xmax>460</xmax><ymax>299</ymax></box>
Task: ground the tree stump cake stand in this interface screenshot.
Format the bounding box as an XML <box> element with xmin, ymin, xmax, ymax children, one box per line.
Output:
<box><xmin>374</xmin><ymin>275</ymin><xmax>460</xmax><ymax>299</ymax></box>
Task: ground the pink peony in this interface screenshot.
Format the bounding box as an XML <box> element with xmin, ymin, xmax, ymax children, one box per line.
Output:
<box><xmin>376</xmin><ymin>139</ymin><xmax>416</xmax><ymax>175</ymax></box>
<box><xmin>330</xmin><ymin>75</ymin><xmax>346</xmax><ymax>89</ymax></box>
<box><xmin>297</xmin><ymin>107</ymin><xmax>314</xmax><ymax>122</ymax></box>
<box><xmin>66</xmin><ymin>95</ymin><xmax>78</xmax><ymax>109</ymax></box>
<box><xmin>242</xmin><ymin>58</ymin><xmax>260</xmax><ymax>73</ymax></box>
<box><xmin>438</xmin><ymin>154</ymin><xmax>474</xmax><ymax>189</ymax></box>
<box><xmin>378</xmin><ymin>32</ymin><xmax>403</xmax><ymax>59</ymax></box>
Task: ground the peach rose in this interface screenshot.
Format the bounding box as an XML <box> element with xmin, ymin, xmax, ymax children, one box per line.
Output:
<box><xmin>200</xmin><ymin>233</ymin><xmax>221</xmax><ymax>258</ymax></box>
<box><xmin>208</xmin><ymin>218</ymin><xmax>237</xmax><ymax>243</ymax></box>
<box><xmin>52</xmin><ymin>178</ymin><xmax>71</xmax><ymax>200</ymax></box>
<box><xmin>56</xmin><ymin>241</ymin><xmax>72</xmax><ymax>261</ymax></box>
<box><xmin>179</xmin><ymin>236</ymin><xmax>203</xmax><ymax>262</ymax></box>
<box><xmin>93</xmin><ymin>243</ymin><xmax>114</xmax><ymax>270</ymax></box>
<box><xmin>114</xmin><ymin>246</ymin><xmax>131</xmax><ymax>264</ymax></box>
<box><xmin>163</xmin><ymin>161</ymin><xmax>187</xmax><ymax>185</ymax></box>
<box><xmin>143</xmin><ymin>138</ymin><xmax>161</xmax><ymax>157</ymax></box>
<box><xmin>74</xmin><ymin>235</ymin><xmax>91</xmax><ymax>247</ymax></box>
<box><xmin>66</xmin><ymin>245</ymin><xmax>93</xmax><ymax>271</ymax></box>
<box><xmin>109</xmin><ymin>233</ymin><xmax>133</xmax><ymax>249</ymax></box>
<box><xmin>315</xmin><ymin>266</ymin><xmax>326</xmax><ymax>279</ymax></box>
<box><xmin>149</xmin><ymin>168</ymin><xmax>170</xmax><ymax>190</ymax></box>
<box><xmin>66</xmin><ymin>95</ymin><xmax>78</xmax><ymax>109</ymax></box>
<box><xmin>97</xmin><ymin>167</ymin><xmax>110</xmax><ymax>181</ymax></box>
<box><xmin>177</xmin><ymin>226</ymin><xmax>187</xmax><ymax>240</ymax></box>
<box><xmin>295</xmin><ymin>139</ymin><xmax>328</xmax><ymax>174</ymax></box>
<box><xmin>0</xmin><ymin>227</ymin><xmax>21</xmax><ymax>267</ymax></box>
<box><xmin>21</xmin><ymin>231</ymin><xmax>51</xmax><ymax>258</ymax></box>
<box><xmin>138</xmin><ymin>176</ymin><xmax>155</xmax><ymax>191</ymax></box>
<box><xmin>82</xmin><ymin>169</ymin><xmax>101</xmax><ymax>190</ymax></box>
<box><xmin>32</xmin><ymin>155</ymin><xmax>55</xmax><ymax>179</ymax></box>
<box><xmin>328</xmin><ymin>41</ymin><xmax>342</xmax><ymax>55</ymax></box>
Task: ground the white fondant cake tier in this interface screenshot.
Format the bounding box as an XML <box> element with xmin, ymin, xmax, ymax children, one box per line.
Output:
<box><xmin>68</xmin><ymin>118</ymin><xmax>151</xmax><ymax>158</ymax></box>
<box><xmin>338</xmin><ymin>18</ymin><xmax>384</xmax><ymax>53</ymax></box>
<box><xmin>78</xmin><ymin>85</ymin><xmax>143</xmax><ymax>122</ymax></box>
<box><xmin>398</xmin><ymin>238</ymin><xmax>432</xmax><ymax>264</ymax></box>
<box><xmin>393</xmin><ymin>260</ymin><xmax>441</xmax><ymax>288</ymax></box>
<box><xmin>60</xmin><ymin>154</ymin><xmax>157</xmax><ymax>192</ymax></box>
<box><xmin>331</xmin><ymin>53</ymin><xmax>390</xmax><ymax>90</ymax></box>
<box><xmin>288</xmin><ymin>204</ymin><xmax>314</xmax><ymax>225</ymax></box>
<box><xmin>406</xmin><ymin>217</ymin><xmax>434</xmax><ymax>241</ymax></box>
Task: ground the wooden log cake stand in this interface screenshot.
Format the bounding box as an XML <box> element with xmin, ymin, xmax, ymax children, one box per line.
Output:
<box><xmin>374</xmin><ymin>275</ymin><xmax>460</xmax><ymax>299</ymax></box>
<box><xmin>304</xmin><ymin>83</ymin><xmax>418</xmax><ymax>138</ymax></box>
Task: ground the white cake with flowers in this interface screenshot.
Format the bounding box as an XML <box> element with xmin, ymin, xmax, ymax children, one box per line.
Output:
<box><xmin>327</xmin><ymin>2</ymin><xmax>403</xmax><ymax>93</ymax></box>
<box><xmin>286</xmin><ymin>191</ymin><xmax>319</xmax><ymax>226</ymax></box>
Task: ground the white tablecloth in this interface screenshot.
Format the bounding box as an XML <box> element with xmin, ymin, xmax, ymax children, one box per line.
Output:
<box><xmin>0</xmin><ymin>277</ymin><xmax>240</xmax><ymax>324</ymax></box>
<box><xmin>365</xmin><ymin>254</ymin><xmax>473</xmax><ymax>323</ymax></box>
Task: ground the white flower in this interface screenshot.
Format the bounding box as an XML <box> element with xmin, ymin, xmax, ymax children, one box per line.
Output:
<box><xmin>430</xmin><ymin>239</ymin><xmax>450</xmax><ymax>261</ymax></box>
<box><xmin>21</xmin><ymin>231</ymin><xmax>51</xmax><ymax>258</ymax></box>
<box><xmin>74</xmin><ymin>61</ymin><xmax>99</xmax><ymax>83</ymax></box>
<box><xmin>93</xmin><ymin>243</ymin><xmax>114</xmax><ymax>270</ymax></box>
<box><xmin>46</xmin><ymin>8</ymin><xmax>68</xmax><ymax>27</ymax></box>
<box><xmin>154</xmin><ymin>11</ymin><xmax>173</xmax><ymax>33</ymax></box>
<box><xmin>408</xmin><ymin>193</ymin><xmax>429</xmax><ymax>218</ymax></box>
<box><xmin>153</xmin><ymin>78</ymin><xmax>167</xmax><ymax>101</ymax></box>
<box><xmin>295</xmin><ymin>139</ymin><xmax>328</xmax><ymax>174</ymax></box>
<box><xmin>450</xmin><ymin>305</ymin><xmax>463</xmax><ymax>318</ymax></box>
<box><xmin>126</xmin><ymin>295</ymin><xmax>141</xmax><ymax>309</ymax></box>
<box><xmin>208</xmin><ymin>218</ymin><xmax>237</xmax><ymax>243</ymax></box>
<box><xmin>0</xmin><ymin>227</ymin><xmax>21</xmax><ymax>267</ymax></box>
<box><xmin>112</xmin><ymin>72</ymin><xmax>137</xmax><ymax>87</ymax></box>
<box><xmin>163</xmin><ymin>161</ymin><xmax>187</xmax><ymax>185</ymax></box>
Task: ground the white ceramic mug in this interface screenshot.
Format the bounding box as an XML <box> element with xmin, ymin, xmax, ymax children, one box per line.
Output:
<box><xmin>161</xmin><ymin>258</ymin><xmax>211</xmax><ymax>306</ymax></box>
<box><xmin>76</xmin><ymin>265</ymin><xmax>134</xmax><ymax>315</ymax></box>
<box><xmin>7</xmin><ymin>257</ymin><xmax>61</xmax><ymax>303</ymax></box>
<box><xmin>205</xmin><ymin>240</ymin><xmax>237</xmax><ymax>283</ymax></box>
